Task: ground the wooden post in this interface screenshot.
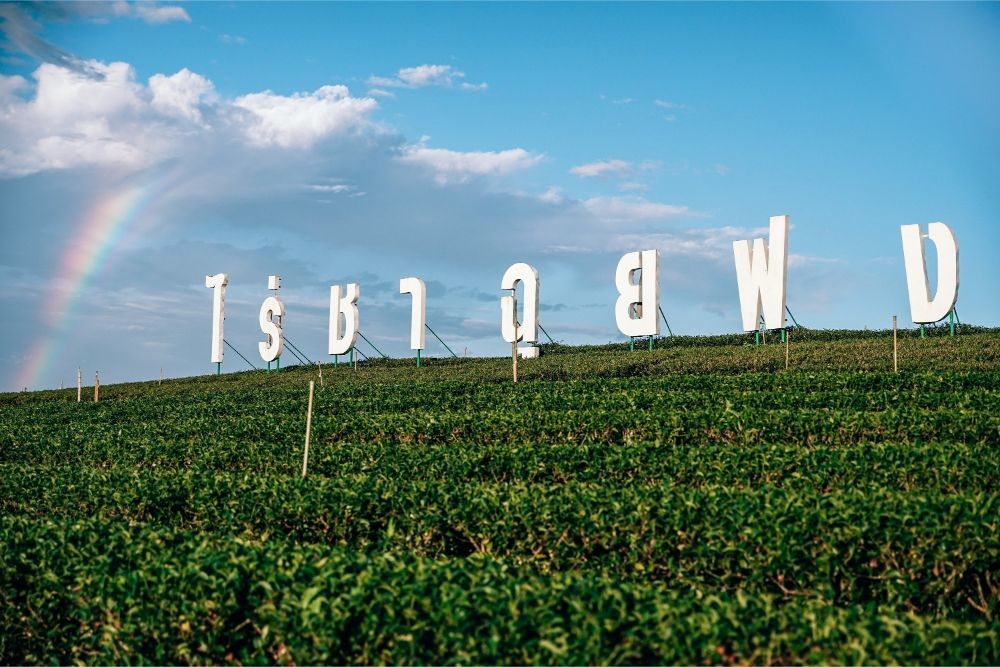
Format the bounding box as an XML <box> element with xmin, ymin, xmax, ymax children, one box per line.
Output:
<box><xmin>159</xmin><ymin>367</ymin><xmax>163</xmax><ymax>385</ymax></box>
<box><xmin>511</xmin><ymin>288</ymin><xmax>518</xmax><ymax>383</ymax></box>
<box><xmin>893</xmin><ymin>315</ymin><xmax>898</xmax><ymax>373</ymax></box>
<box><xmin>302</xmin><ymin>380</ymin><xmax>314</xmax><ymax>478</ymax></box>
<box><xmin>77</xmin><ymin>367</ymin><xmax>82</xmax><ymax>402</ymax></box>
<box><xmin>317</xmin><ymin>362</ymin><xmax>324</xmax><ymax>387</ymax></box>
<box><xmin>93</xmin><ymin>371</ymin><xmax>99</xmax><ymax>402</ymax></box>
<box><xmin>785</xmin><ymin>330</ymin><xmax>790</xmax><ymax>370</ymax></box>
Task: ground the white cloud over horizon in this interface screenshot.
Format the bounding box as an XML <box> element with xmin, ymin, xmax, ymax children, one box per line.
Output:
<box><xmin>368</xmin><ymin>64</ymin><xmax>487</xmax><ymax>92</ymax></box>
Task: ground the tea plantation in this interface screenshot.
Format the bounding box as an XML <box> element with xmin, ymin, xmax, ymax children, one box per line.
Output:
<box><xmin>2</xmin><ymin>327</ymin><xmax>998</xmax><ymax>664</ymax></box>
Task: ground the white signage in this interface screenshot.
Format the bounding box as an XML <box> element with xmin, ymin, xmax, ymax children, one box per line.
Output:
<box><xmin>501</xmin><ymin>263</ymin><xmax>539</xmax><ymax>343</ymax></box>
<box><xmin>614</xmin><ymin>249</ymin><xmax>659</xmax><ymax>337</ymax></box>
<box><xmin>900</xmin><ymin>222</ymin><xmax>959</xmax><ymax>324</ymax></box>
<box><xmin>204</xmin><ymin>273</ymin><xmax>227</xmax><ymax>363</ymax></box>
<box><xmin>400</xmin><ymin>277</ymin><xmax>427</xmax><ymax>350</ymax></box>
<box><xmin>328</xmin><ymin>283</ymin><xmax>360</xmax><ymax>355</ymax></box>
<box><xmin>258</xmin><ymin>274</ymin><xmax>284</xmax><ymax>363</ymax></box>
<box><xmin>733</xmin><ymin>215</ymin><xmax>789</xmax><ymax>331</ymax></box>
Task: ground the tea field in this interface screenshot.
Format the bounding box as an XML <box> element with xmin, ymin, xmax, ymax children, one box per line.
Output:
<box><xmin>1</xmin><ymin>326</ymin><xmax>998</xmax><ymax>664</ymax></box>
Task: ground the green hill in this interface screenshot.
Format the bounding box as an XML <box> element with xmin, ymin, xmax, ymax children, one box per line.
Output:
<box><xmin>2</xmin><ymin>328</ymin><xmax>998</xmax><ymax>664</ymax></box>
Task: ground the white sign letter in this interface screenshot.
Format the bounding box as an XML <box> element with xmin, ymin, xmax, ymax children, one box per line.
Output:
<box><xmin>329</xmin><ymin>283</ymin><xmax>360</xmax><ymax>355</ymax></box>
<box><xmin>614</xmin><ymin>249</ymin><xmax>659</xmax><ymax>337</ymax></box>
<box><xmin>501</xmin><ymin>263</ymin><xmax>539</xmax><ymax>343</ymax></box>
<box><xmin>258</xmin><ymin>296</ymin><xmax>284</xmax><ymax>363</ymax></box>
<box><xmin>399</xmin><ymin>277</ymin><xmax>426</xmax><ymax>350</ymax></box>
<box><xmin>732</xmin><ymin>215</ymin><xmax>789</xmax><ymax>331</ymax></box>
<box><xmin>205</xmin><ymin>273</ymin><xmax>227</xmax><ymax>363</ymax></box>
<box><xmin>900</xmin><ymin>222</ymin><xmax>959</xmax><ymax>324</ymax></box>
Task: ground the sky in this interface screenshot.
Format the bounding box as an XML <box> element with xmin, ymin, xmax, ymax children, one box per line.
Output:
<box><xmin>1</xmin><ymin>1</ymin><xmax>998</xmax><ymax>391</ymax></box>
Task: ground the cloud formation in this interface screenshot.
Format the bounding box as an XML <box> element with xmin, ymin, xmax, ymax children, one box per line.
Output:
<box><xmin>396</xmin><ymin>144</ymin><xmax>543</xmax><ymax>184</ymax></box>
<box><xmin>570</xmin><ymin>159</ymin><xmax>631</xmax><ymax>178</ymax></box>
<box><xmin>368</xmin><ymin>64</ymin><xmax>487</xmax><ymax>91</ymax></box>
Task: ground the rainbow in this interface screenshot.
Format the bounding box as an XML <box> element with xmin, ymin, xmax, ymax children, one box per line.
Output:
<box><xmin>12</xmin><ymin>177</ymin><xmax>163</xmax><ymax>391</ymax></box>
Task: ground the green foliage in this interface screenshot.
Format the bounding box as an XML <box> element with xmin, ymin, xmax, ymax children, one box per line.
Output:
<box><xmin>1</xmin><ymin>330</ymin><xmax>998</xmax><ymax>664</ymax></box>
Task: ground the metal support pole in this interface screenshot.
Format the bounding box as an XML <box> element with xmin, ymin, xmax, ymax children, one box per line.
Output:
<box><xmin>416</xmin><ymin>349</ymin><xmax>421</xmax><ymax>367</ymax></box>
<box><xmin>781</xmin><ymin>328</ymin><xmax>786</xmax><ymax>344</ymax></box>
<box><xmin>785</xmin><ymin>306</ymin><xmax>802</xmax><ymax>329</ymax></box>
<box><xmin>349</xmin><ymin>349</ymin><xmax>354</xmax><ymax>366</ymax></box>
<box><xmin>630</xmin><ymin>336</ymin><xmax>635</xmax><ymax>351</ymax></box>
<box><xmin>949</xmin><ymin>309</ymin><xmax>955</xmax><ymax>337</ymax></box>
<box><xmin>216</xmin><ymin>362</ymin><xmax>221</xmax><ymax>375</ymax></box>
<box><xmin>224</xmin><ymin>340</ymin><xmax>257</xmax><ymax>370</ymax></box>
<box><xmin>920</xmin><ymin>324</ymin><xmax>925</xmax><ymax>338</ymax></box>
<box><xmin>276</xmin><ymin>356</ymin><xmax>280</xmax><ymax>372</ymax></box>
<box><xmin>357</xmin><ymin>331</ymin><xmax>388</xmax><ymax>358</ymax></box>
<box><xmin>425</xmin><ymin>324</ymin><xmax>459</xmax><ymax>358</ymax></box>
<box><xmin>538</xmin><ymin>323</ymin><xmax>555</xmax><ymax>344</ymax></box>
<box><xmin>755</xmin><ymin>330</ymin><xmax>760</xmax><ymax>346</ymax></box>
<box><xmin>285</xmin><ymin>337</ymin><xmax>314</xmax><ymax>365</ymax></box>
<box><xmin>658</xmin><ymin>306</ymin><xmax>673</xmax><ymax>336</ymax></box>
<box><xmin>648</xmin><ymin>336</ymin><xmax>654</xmax><ymax>351</ymax></box>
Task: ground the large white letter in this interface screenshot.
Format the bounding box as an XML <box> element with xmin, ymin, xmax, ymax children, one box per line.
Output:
<box><xmin>732</xmin><ymin>215</ymin><xmax>789</xmax><ymax>331</ymax></box>
<box><xmin>900</xmin><ymin>222</ymin><xmax>959</xmax><ymax>324</ymax></box>
<box><xmin>399</xmin><ymin>277</ymin><xmax>426</xmax><ymax>350</ymax></box>
<box><xmin>205</xmin><ymin>273</ymin><xmax>227</xmax><ymax>363</ymax></box>
<box><xmin>329</xmin><ymin>283</ymin><xmax>360</xmax><ymax>355</ymax></box>
<box><xmin>258</xmin><ymin>296</ymin><xmax>284</xmax><ymax>363</ymax></box>
<box><xmin>614</xmin><ymin>249</ymin><xmax>659</xmax><ymax>337</ymax></box>
<box><xmin>500</xmin><ymin>263</ymin><xmax>539</xmax><ymax>343</ymax></box>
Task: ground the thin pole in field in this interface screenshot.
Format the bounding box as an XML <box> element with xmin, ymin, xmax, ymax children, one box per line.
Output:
<box><xmin>77</xmin><ymin>367</ymin><xmax>82</xmax><ymax>402</ymax></box>
<box><xmin>893</xmin><ymin>315</ymin><xmax>898</xmax><ymax>373</ymax></box>
<box><xmin>511</xmin><ymin>288</ymin><xmax>518</xmax><ymax>383</ymax></box>
<box><xmin>160</xmin><ymin>367</ymin><xmax>163</xmax><ymax>385</ymax></box>
<box><xmin>302</xmin><ymin>380</ymin><xmax>314</xmax><ymax>478</ymax></box>
<box><xmin>785</xmin><ymin>329</ymin><xmax>790</xmax><ymax>370</ymax></box>
<box><xmin>94</xmin><ymin>371</ymin><xmax>99</xmax><ymax>402</ymax></box>
<box><xmin>317</xmin><ymin>362</ymin><xmax>324</xmax><ymax>387</ymax></box>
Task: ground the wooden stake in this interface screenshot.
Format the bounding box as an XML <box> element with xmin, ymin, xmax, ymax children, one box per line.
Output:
<box><xmin>302</xmin><ymin>380</ymin><xmax>314</xmax><ymax>478</ymax></box>
<box><xmin>785</xmin><ymin>330</ymin><xmax>790</xmax><ymax>370</ymax></box>
<box><xmin>893</xmin><ymin>315</ymin><xmax>898</xmax><ymax>373</ymax></box>
<box><xmin>77</xmin><ymin>367</ymin><xmax>82</xmax><ymax>402</ymax></box>
<box><xmin>94</xmin><ymin>371</ymin><xmax>99</xmax><ymax>402</ymax></box>
<box><xmin>317</xmin><ymin>362</ymin><xmax>324</xmax><ymax>387</ymax></box>
<box><xmin>511</xmin><ymin>288</ymin><xmax>518</xmax><ymax>383</ymax></box>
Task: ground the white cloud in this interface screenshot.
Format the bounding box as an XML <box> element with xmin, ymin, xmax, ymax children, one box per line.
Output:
<box><xmin>619</xmin><ymin>182</ymin><xmax>647</xmax><ymax>193</ymax></box>
<box><xmin>581</xmin><ymin>196</ymin><xmax>695</xmax><ymax>222</ymax></box>
<box><xmin>231</xmin><ymin>85</ymin><xmax>378</xmax><ymax>149</ymax></box>
<box><xmin>149</xmin><ymin>68</ymin><xmax>215</xmax><ymax>124</ymax></box>
<box><xmin>538</xmin><ymin>186</ymin><xmax>564</xmax><ymax>204</ymax></box>
<box><xmin>122</xmin><ymin>2</ymin><xmax>191</xmax><ymax>24</ymax></box>
<box><xmin>396</xmin><ymin>144</ymin><xmax>543</xmax><ymax>183</ymax></box>
<box><xmin>713</xmin><ymin>163</ymin><xmax>731</xmax><ymax>175</ymax></box>
<box><xmin>0</xmin><ymin>60</ymin><xmax>158</xmax><ymax>174</ymax></box>
<box><xmin>32</xmin><ymin>60</ymin><xmax>143</xmax><ymax>122</ymax></box>
<box><xmin>569</xmin><ymin>159</ymin><xmax>631</xmax><ymax>178</ymax></box>
<box><xmin>219</xmin><ymin>34</ymin><xmax>247</xmax><ymax>45</ymax></box>
<box><xmin>654</xmin><ymin>99</ymin><xmax>685</xmax><ymax>109</ymax></box>
<box><xmin>0</xmin><ymin>59</ymin><xmax>382</xmax><ymax>176</ymax></box>
<box><xmin>367</xmin><ymin>88</ymin><xmax>394</xmax><ymax>98</ymax></box>
<box><xmin>368</xmin><ymin>64</ymin><xmax>486</xmax><ymax>91</ymax></box>
<box><xmin>600</xmin><ymin>94</ymin><xmax>635</xmax><ymax>105</ymax></box>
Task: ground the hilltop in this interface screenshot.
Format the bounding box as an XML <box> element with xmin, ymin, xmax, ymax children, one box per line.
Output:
<box><xmin>1</xmin><ymin>327</ymin><xmax>998</xmax><ymax>663</ymax></box>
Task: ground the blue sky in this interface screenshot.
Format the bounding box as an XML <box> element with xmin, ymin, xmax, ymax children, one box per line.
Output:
<box><xmin>1</xmin><ymin>1</ymin><xmax>998</xmax><ymax>391</ymax></box>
